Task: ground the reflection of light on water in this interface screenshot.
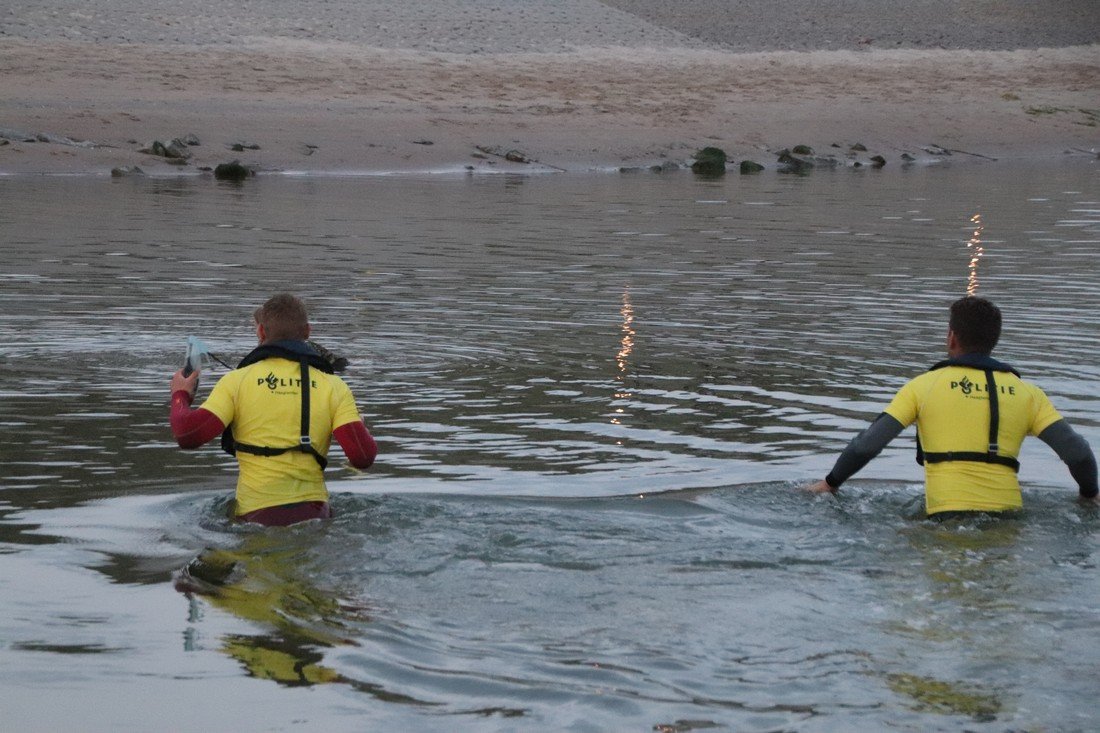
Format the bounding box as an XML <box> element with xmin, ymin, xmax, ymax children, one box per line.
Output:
<box><xmin>617</xmin><ymin>289</ymin><xmax>635</xmax><ymax>376</ymax></box>
<box><xmin>612</xmin><ymin>289</ymin><xmax>635</xmax><ymax>431</ymax></box>
<box><xmin>966</xmin><ymin>213</ymin><xmax>983</xmax><ymax>296</ymax></box>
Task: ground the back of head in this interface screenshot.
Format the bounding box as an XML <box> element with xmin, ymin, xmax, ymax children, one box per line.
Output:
<box><xmin>949</xmin><ymin>296</ymin><xmax>1001</xmax><ymax>355</ymax></box>
<box><xmin>255</xmin><ymin>293</ymin><xmax>310</xmax><ymax>342</ymax></box>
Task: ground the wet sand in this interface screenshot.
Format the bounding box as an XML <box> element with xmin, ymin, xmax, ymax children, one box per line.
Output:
<box><xmin>1</xmin><ymin>0</ymin><xmax>1097</xmax><ymax>175</ymax></box>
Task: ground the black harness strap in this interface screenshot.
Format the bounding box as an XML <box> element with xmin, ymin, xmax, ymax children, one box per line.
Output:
<box><xmin>916</xmin><ymin>360</ymin><xmax>1021</xmax><ymax>473</ymax></box>
<box><xmin>231</xmin><ymin>358</ymin><xmax>328</xmax><ymax>469</ymax></box>
<box><xmin>296</xmin><ymin>358</ymin><xmax>322</xmax><ymax>465</ymax></box>
<box><xmin>222</xmin><ymin>342</ymin><xmax>334</xmax><ymax>470</ymax></box>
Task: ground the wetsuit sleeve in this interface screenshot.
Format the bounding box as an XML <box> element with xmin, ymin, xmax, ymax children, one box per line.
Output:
<box><xmin>825</xmin><ymin>413</ymin><xmax>906</xmax><ymax>489</ymax></box>
<box><xmin>333</xmin><ymin>420</ymin><xmax>378</xmax><ymax>470</ymax></box>
<box><xmin>1037</xmin><ymin>419</ymin><xmax>1099</xmax><ymax>498</ymax></box>
<box><xmin>328</xmin><ymin>376</ymin><xmax>375</xmax><ymax>469</ymax></box>
<box><xmin>170</xmin><ymin>391</ymin><xmax>227</xmax><ymax>449</ymax></box>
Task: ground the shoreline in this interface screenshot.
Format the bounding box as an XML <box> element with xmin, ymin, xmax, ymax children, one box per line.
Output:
<box><xmin>2</xmin><ymin>42</ymin><xmax>1098</xmax><ymax>177</ymax></box>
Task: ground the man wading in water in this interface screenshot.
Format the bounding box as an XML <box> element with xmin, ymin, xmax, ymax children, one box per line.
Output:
<box><xmin>170</xmin><ymin>293</ymin><xmax>377</xmax><ymax>525</ymax></box>
<box><xmin>806</xmin><ymin>296</ymin><xmax>1098</xmax><ymax>515</ymax></box>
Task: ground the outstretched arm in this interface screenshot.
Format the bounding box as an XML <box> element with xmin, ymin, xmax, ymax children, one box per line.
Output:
<box><xmin>1037</xmin><ymin>419</ymin><xmax>1098</xmax><ymax>501</ymax></box>
<box><xmin>807</xmin><ymin>413</ymin><xmax>906</xmax><ymax>493</ymax></box>
<box><xmin>333</xmin><ymin>420</ymin><xmax>378</xmax><ymax>470</ymax></box>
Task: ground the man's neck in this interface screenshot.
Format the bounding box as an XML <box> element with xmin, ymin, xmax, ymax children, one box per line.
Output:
<box><xmin>948</xmin><ymin>348</ymin><xmax>992</xmax><ymax>359</ymax></box>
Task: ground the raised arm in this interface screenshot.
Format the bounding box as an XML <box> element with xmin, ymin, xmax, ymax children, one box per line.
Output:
<box><xmin>169</xmin><ymin>369</ymin><xmax>226</xmax><ymax>449</ymax></box>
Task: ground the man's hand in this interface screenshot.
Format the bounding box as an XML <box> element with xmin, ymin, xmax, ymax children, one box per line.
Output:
<box><xmin>804</xmin><ymin>479</ymin><xmax>837</xmax><ymax>494</ymax></box>
<box><xmin>171</xmin><ymin>368</ymin><xmax>200</xmax><ymax>400</ymax></box>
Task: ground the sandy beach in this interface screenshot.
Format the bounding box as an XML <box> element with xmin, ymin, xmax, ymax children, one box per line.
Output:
<box><xmin>1</xmin><ymin>0</ymin><xmax>1098</xmax><ymax>175</ymax></box>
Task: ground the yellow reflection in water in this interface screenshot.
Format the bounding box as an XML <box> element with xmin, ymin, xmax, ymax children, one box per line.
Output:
<box><xmin>887</xmin><ymin>672</ymin><xmax>1002</xmax><ymax>720</ymax></box>
<box><xmin>176</xmin><ymin>534</ymin><xmax>375</xmax><ymax>695</ymax></box>
<box><xmin>966</xmin><ymin>213</ymin><xmax>984</xmax><ymax>296</ymax></box>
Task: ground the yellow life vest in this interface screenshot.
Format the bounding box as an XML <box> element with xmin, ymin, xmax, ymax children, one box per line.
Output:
<box><xmin>915</xmin><ymin>354</ymin><xmax>1021</xmax><ymax>472</ymax></box>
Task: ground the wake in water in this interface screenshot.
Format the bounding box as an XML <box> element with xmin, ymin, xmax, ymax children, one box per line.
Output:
<box><xmin>124</xmin><ymin>482</ymin><xmax>1097</xmax><ymax>729</ymax></box>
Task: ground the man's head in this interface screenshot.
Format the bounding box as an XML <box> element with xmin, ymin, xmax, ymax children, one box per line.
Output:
<box><xmin>948</xmin><ymin>296</ymin><xmax>1001</xmax><ymax>355</ymax></box>
<box><xmin>254</xmin><ymin>293</ymin><xmax>311</xmax><ymax>343</ymax></box>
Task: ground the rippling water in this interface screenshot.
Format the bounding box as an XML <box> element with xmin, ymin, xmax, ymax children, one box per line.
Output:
<box><xmin>1</xmin><ymin>162</ymin><xmax>1098</xmax><ymax>731</ymax></box>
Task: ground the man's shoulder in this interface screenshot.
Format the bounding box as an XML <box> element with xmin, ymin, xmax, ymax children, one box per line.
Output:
<box><xmin>902</xmin><ymin>368</ymin><xmax>944</xmax><ymax>387</ymax></box>
<box><xmin>1013</xmin><ymin>375</ymin><xmax>1051</xmax><ymax>399</ymax></box>
<box><xmin>212</xmin><ymin>366</ymin><xmax>248</xmax><ymax>389</ymax></box>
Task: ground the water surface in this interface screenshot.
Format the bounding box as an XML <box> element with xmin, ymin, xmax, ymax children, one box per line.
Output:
<box><xmin>1</xmin><ymin>161</ymin><xmax>1098</xmax><ymax>731</ymax></box>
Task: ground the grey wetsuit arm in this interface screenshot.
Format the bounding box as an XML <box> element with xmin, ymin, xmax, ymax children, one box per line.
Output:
<box><xmin>825</xmin><ymin>413</ymin><xmax>906</xmax><ymax>489</ymax></box>
<box><xmin>1037</xmin><ymin>419</ymin><xmax>1098</xmax><ymax>498</ymax></box>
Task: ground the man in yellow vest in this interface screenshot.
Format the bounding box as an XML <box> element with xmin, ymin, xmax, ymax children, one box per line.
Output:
<box><xmin>170</xmin><ymin>294</ymin><xmax>377</xmax><ymax>525</ymax></box>
<box><xmin>807</xmin><ymin>296</ymin><xmax>1097</xmax><ymax>514</ymax></box>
